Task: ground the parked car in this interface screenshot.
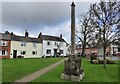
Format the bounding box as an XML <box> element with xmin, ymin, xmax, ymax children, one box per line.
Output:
<box><xmin>115</xmin><ymin>52</ymin><xmax>120</xmax><ymax>56</ymax></box>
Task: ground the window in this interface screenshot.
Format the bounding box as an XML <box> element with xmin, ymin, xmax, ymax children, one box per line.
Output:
<box><xmin>21</xmin><ymin>42</ymin><xmax>26</xmax><ymax>46</ymax></box>
<box><xmin>0</xmin><ymin>50</ymin><xmax>8</xmax><ymax>56</ymax></box>
<box><xmin>46</xmin><ymin>50</ymin><xmax>51</xmax><ymax>54</ymax></box>
<box><xmin>0</xmin><ymin>41</ymin><xmax>7</xmax><ymax>46</ymax></box>
<box><xmin>21</xmin><ymin>51</ymin><xmax>26</xmax><ymax>55</ymax></box>
<box><xmin>118</xmin><ymin>48</ymin><xmax>120</xmax><ymax>52</ymax></box>
<box><xmin>33</xmin><ymin>43</ymin><xmax>37</xmax><ymax>48</ymax></box>
<box><xmin>59</xmin><ymin>42</ymin><xmax>63</xmax><ymax>46</ymax></box>
<box><xmin>32</xmin><ymin>51</ymin><xmax>37</xmax><ymax>55</ymax></box>
<box><xmin>54</xmin><ymin>42</ymin><xmax>57</xmax><ymax>46</ymax></box>
<box><xmin>47</xmin><ymin>41</ymin><xmax>50</xmax><ymax>45</ymax></box>
<box><xmin>60</xmin><ymin>50</ymin><xmax>64</xmax><ymax>54</ymax></box>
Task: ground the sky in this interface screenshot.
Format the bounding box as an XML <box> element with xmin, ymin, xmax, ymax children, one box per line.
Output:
<box><xmin>0</xmin><ymin>0</ymin><xmax>100</xmax><ymax>43</ymax></box>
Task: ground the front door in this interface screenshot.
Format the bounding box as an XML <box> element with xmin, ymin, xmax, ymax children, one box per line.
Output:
<box><xmin>54</xmin><ymin>49</ymin><xmax>57</xmax><ymax>55</ymax></box>
<box><xmin>13</xmin><ymin>50</ymin><xmax>17</xmax><ymax>58</ymax></box>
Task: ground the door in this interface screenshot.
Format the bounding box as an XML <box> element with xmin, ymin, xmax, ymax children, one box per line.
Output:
<box><xmin>54</xmin><ymin>49</ymin><xmax>57</xmax><ymax>55</ymax></box>
<box><xmin>13</xmin><ymin>50</ymin><xmax>17</xmax><ymax>58</ymax></box>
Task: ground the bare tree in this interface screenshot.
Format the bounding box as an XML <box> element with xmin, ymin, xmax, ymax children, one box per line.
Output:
<box><xmin>89</xmin><ymin>0</ymin><xmax>120</xmax><ymax>68</ymax></box>
<box><xmin>76</xmin><ymin>13</ymin><xmax>95</xmax><ymax>57</ymax></box>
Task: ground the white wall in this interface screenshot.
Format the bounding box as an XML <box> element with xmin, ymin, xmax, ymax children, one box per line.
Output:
<box><xmin>110</xmin><ymin>44</ymin><xmax>118</xmax><ymax>54</ymax></box>
<box><xmin>43</xmin><ymin>40</ymin><xmax>67</xmax><ymax>56</ymax></box>
<box><xmin>10</xmin><ymin>41</ymin><xmax>42</xmax><ymax>58</ymax></box>
<box><xmin>66</xmin><ymin>44</ymin><xmax>71</xmax><ymax>55</ymax></box>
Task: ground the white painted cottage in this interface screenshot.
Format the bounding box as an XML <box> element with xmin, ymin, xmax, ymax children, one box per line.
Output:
<box><xmin>38</xmin><ymin>33</ymin><xmax>67</xmax><ymax>57</ymax></box>
<box><xmin>10</xmin><ymin>31</ymin><xmax>42</xmax><ymax>58</ymax></box>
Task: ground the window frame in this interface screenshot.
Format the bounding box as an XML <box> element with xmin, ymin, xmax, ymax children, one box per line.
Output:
<box><xmin>60</xmin><ymin>50</ymin><xmax>64</xmax><ymax>54</ymax></box>
<box><xmin>21</xmin><ymin>51</ymin><xmax>26</xmax><ymax>55</ymax></box>
<box><xmin>0</xmin><ymin>50</ymin><xmax>8</xmax><ymax>56</ymax></box>
<box><xmin>0</xmin><ymin>41</ymin><xmax>8</xmax><ymax>46</ymax></box>
<box><xmin>46</xmin><ymin>49</ymin><xmax>51</xmax><ymax>54</ymax></box>
<box><xmin>21</xmin><ymin>42</ymin><xmax>27</xmax><ymax>47</ymax></box>
<box><xmin>32</xmin><ymin>51</ymin><xmax>37</xmax><ymax>55</ymax></box>
<box><xmin>47</xmin><ymin>41</ymin><xmax>50</xmax><ymax>46</ymax></box>
<box><xmin>54</xmin><ymin>42</ymin><xmax>57</xmax><ymax>46</ymax></box>
<box><xmin>33</xmin><ymin>43</ymin><xmax>37</xmax><ymax>48</ymax></box>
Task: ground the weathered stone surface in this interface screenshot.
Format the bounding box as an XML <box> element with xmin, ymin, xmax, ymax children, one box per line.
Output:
<box><xmin>71</xmin><ymin>75</ymin><xmax>81</xmax><ymax>82</ymax></box>
<box><xmin>79</xmin><ymin>74</ymin><xmax>83</xmax><ymax>80</ymax></box>
<box><xmin>93</xmin><ymin>60</ymin><xmax>99</xmax><ymax>64</ymax></box>
<box><xmin>82</xmin><ymin>72</ymin><xmax>85</xmax><ymax>77</ymax></box>
<box><xmin>61</xmin><ymin>73</ymin><xmax>70</xmax><ymax>80</ymax></box>
<box><xmin>61</xmin><ymin>2</ymin><xmax>84</xmax><ymax>82</ymax></box>
<box><xmin>61</xmin><ymin>72</ymin><xmax>85</xmax><ymax>82</ymax></box>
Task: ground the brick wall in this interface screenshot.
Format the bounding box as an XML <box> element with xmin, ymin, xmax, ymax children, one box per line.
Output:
<box><xmin>0</xmin><ymin>40</ymin><xmax>11</xmax><ymax>59</ymax></box>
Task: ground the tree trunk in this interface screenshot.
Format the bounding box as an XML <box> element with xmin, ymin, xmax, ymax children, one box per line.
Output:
<box><xmin>82</xmin><ymin>44</ymin><xmax>85</xmax><ymax>57</ymax></box>
<box><xmin>103</xmin><ymin>46</ymin><xmax>106</xmax><ymax>68</ymax></box>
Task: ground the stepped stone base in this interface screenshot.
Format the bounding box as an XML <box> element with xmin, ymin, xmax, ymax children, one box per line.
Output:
<box><xmin>61</xmin><ymin>55</ymin><xmax>84</xmax><ymax>82</ymax></box>
<box><xmin>61</xmin><ymin>72</ymin><xmax>85</xmax><ymax>82</ymax></box>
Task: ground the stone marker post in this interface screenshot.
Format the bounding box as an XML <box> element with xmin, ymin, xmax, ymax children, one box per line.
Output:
<box><xmin>61</xmin><ymin>2</ymin><xmax>84</xmax><ymax>82</ymax></box>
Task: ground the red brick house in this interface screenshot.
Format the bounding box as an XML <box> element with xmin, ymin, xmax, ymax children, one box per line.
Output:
<box><xmin>76</xmin><ymin>47</ymin><xmax>110</xmax><ymax>57</ymax></box>
<box><xmin>0</xmin><ymin>33</ymin><xmax>11</xmax><ymax>58</ymax></box>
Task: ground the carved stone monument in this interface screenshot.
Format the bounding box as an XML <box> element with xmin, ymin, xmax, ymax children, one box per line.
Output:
<box><xmin>61</xmin><ymin>2</ymin><xmax>84</xmax><ymax>82</ymax></box>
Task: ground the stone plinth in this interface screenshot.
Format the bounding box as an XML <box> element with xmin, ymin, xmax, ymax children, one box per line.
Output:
<box><xmin>61</xmin><ymin>70</ymin><xmax>84</xmax><ymax>82</ymax></box>
<box><xmin>61</xmin><ymin>55</ymin><xmax>84</xmax><ymax>82</ymax></box>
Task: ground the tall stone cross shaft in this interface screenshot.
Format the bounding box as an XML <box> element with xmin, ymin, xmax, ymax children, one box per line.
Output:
<box><xmin>71</xmin><ymin>2</ymin><xmax>76</xmax><ymax>55</ymax></box>
<box><xmin>61</xmin><ymin>2</ymin><xmax>84</xmax><ymax>82</ymax></box>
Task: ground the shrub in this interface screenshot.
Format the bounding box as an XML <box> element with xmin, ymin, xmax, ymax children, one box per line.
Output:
<box><xmin>90</xmin><ymin>53</ymin><xmax>97</xmax><ymax>63</ymax></box>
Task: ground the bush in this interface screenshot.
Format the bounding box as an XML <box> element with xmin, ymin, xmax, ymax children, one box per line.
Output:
<box><xmin>90</xmin><ymin>53</ymin><xmax>97</xmax><ymax>63</ymax></box>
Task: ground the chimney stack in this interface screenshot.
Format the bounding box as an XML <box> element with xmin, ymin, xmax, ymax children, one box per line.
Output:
<box><xmin>38</xmin><ymin>32</ymin><xmax>42</xmax><ymax>38</ymax></box>
<box><xmin>25</xmin><ymin>30</ymin><xmax>29</xmax><ymax>37</ymax></box>
<box><xmin>60</xmin><ymin>34</ymin><xmax>62</xmax><ymax>38</ymax></box>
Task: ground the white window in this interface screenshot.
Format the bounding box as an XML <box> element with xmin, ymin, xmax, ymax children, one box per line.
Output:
<box><xmin>0</xmin><ymin>50</ymin><xmax>8</xmax><ymax>56</ymax></box>
<box><xmin>0</xmin><ymin>41</ymin><xmax>7</xmax><ymax>46</ymax></box>
<box><xmin>21</xmin><ymin>51</ymin><xmax>26</xmax><ymax>55</ymax></box>
<box><xmin>59</xmin><ymin>42</ymin><xmax>63</xmax><ymax>46</ymax></box>
<box><xmin>54</xmin><ymin>42</ymin><xmax>57</xmax><ymax>46</ymax></box>
<box><xmin>21</xmin><ymin>42</ymin><xmax>26</xmax><ymax>46</ymax></box>
<box><xmin>47</xmin><ymin>41</ymin><xmax>50</xmax><ymax>46</ymax></box>
<box><xmin>60</xmin><ymin>50</ymin><xmax>64</xmax><ymax>54</ymax></box>
<box><xmin>46</xmin><ymin>49</ymin><xmax>51</xmax><ymax>54</ymax></box>
<box><xmin>32</xmin><ymin>51</ymin><xmax>37</xmax><ymax>55</ymax></box>
<box><xmin>33</xmin><ymin>43</ymin><xmax>37</xmax><ymax>48</ymax></box>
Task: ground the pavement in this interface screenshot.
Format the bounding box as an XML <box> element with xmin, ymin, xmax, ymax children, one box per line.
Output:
<box><xmin>12</xmin><ymin>58</ymin><xmax>67</xmax><ymax>84</ymax></box>
<box><xmin>111</xmin><ymin>56</ymin><xmax>120</xmax><ymax>61</ymax></box>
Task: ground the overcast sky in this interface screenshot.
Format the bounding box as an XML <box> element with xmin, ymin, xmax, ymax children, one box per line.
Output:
<box><xmin>1</xmin><ymin>1</ymin><xmax>99</xmax><ymax>43</ymax></box>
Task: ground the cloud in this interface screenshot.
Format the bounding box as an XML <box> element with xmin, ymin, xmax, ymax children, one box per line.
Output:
<box><xmin>2</xmin><ymin>2</ymin><xmax>70</xmax><ymax>27</ymax></box>
<box><xmin>1</xmin><ymin>2</ymin><xmax>94</xmax><ymax>43</ymax></box>
<box><xmin>39</xmin><ymin>20</ymin><xmax>71</xmax><ymax>43</ymax></box>
<box><xmin>2</xmin><ymin>2</ymin><xmax>92</xmax><ymax>27</ymax></box>
<box><xmin>1</xmin><ymin>0</ymin><xmax>100</xmax><ymax>2</ymax></box>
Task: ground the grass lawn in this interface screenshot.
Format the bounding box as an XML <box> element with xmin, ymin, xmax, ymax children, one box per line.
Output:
<box><xmin>31</xmin><ymin>58</ymin><xmax>119</xmax><ymax>83</ymax></box>
<box><xmin>31</xmin><ymin>63</ymin><xmax>70</xmax><ymax>83</ymax></box>
<box><xmin>2</xmin><ymin>57</ymin><xmax>64</xmax><ymax>82</ymax></box>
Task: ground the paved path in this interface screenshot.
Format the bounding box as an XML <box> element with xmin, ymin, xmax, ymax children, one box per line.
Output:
<box><xmin>12</xmin><ymin>58</ymin><xmax>67</xmax><ymax>84</ymax></box>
